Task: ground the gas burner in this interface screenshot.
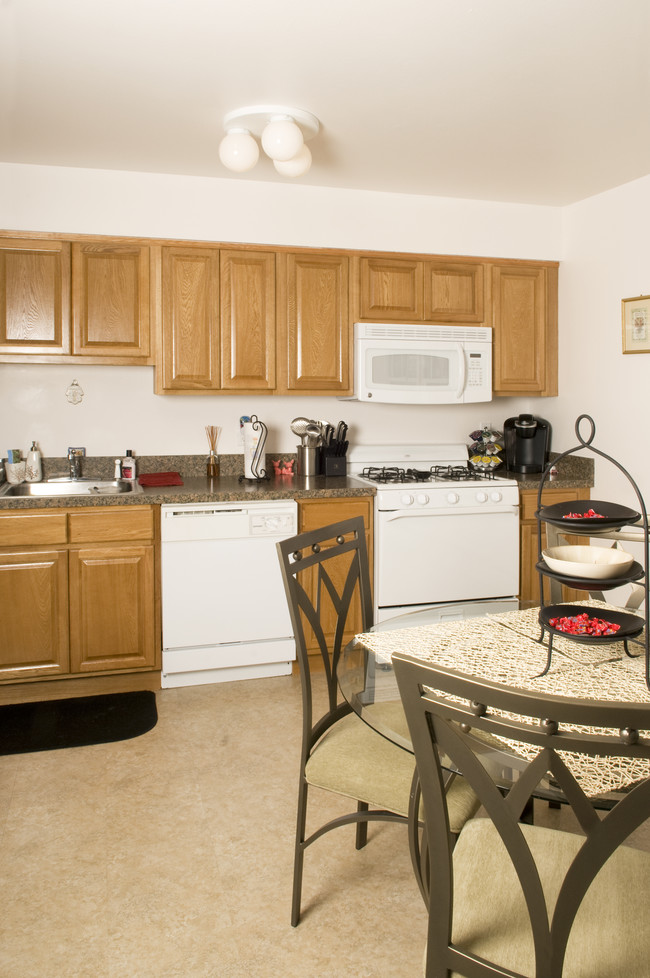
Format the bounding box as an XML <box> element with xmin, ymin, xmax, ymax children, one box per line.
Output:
<box><xmin>405</xmin><ymin>468</ymin><xmax>434</xmax><ymax>482</ymax></box>
<box><xmin>431</xmin><ymin>464</ymin><xmax>497</xmax><ymax>482</ymax></box>
<box><xmin>361</xmin><ymin>466</ymin><xmax>408</xmax><ymax>484</ymax></box>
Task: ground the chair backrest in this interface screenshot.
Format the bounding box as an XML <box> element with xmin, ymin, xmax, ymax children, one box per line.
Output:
<box><xmin>277</xmin><ymin>516</ymin><xmax>373</xmax><ymax>737</ymax></box>
<box><xmin>393</xmin><ymin>652</ymin><xmax>650</xmax><ymax>978</ymax></box>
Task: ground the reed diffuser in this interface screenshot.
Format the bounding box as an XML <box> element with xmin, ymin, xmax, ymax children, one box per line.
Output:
<box><xmin>205</xmin><ymin>425</ymin><xmax>221</xmax><ymax>478</ymax></box>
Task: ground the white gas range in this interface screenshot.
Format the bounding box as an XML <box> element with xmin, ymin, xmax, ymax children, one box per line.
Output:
<box><xmin>347</xmin><ymin>444</ymin><xmax>520</xmax><ymax>625</ymax></box>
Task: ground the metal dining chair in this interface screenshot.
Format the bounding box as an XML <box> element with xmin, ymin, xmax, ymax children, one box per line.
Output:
<box><xmin>393</xmin><ymin>651</ymin><xmax>650</xmax><ymax>978</ymax></box>
<box><xmin>277</xmin><ymin>516</ymin><xmax>479</xmax><ymax>927</ymax></box>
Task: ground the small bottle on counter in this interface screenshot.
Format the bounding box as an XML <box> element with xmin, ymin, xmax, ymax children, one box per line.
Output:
<box><xmin>121</xmin><ymin>450</ymin><xmax>137</xmax><ymax>480</ymax></box>
<box><xmin>207</xmin><ymin>452</ymin><xmax>220</xmax><ymax>478</ymax></box>
<box><xmin>114</xmin><ymin>458</ymin><xmax>122</xmax><ymax>479</ymax></box>
<box><xmin>25</xmin><ymin>441</ymin><xmax>42</xmax><ymax>483</ymax></box>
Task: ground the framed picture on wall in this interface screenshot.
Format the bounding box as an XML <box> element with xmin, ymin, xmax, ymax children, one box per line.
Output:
<box><xmin>622</xmin><ymin>294</ymin><xmax>650</xmax><ymax>353</ymax></box>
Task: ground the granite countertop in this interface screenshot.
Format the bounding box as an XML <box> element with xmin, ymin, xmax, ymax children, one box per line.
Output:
<box><xmin>0</xmin><ymin>451</ymin><xmax>594</xmax><ymax>511</ymax></box>
<box><xmin>0</xmin><ymin>472</ymin><xmax>374</xmax><ymax>510</ymax></box>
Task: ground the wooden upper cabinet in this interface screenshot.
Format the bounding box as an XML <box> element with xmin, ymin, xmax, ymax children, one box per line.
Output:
<box><xmin>358</xmin><ymin>256</ymin><xmax>424</xmax><ymax>321</ymax></box>
<box><xmin>424</xmin><ymin>260</ymin><xmax>484</xmax><ymax>323</ymax></box>
<box><xmin>72</xmin><ymin>242</ymin><xmax>150</xmax><ymax>359</ymax></box>
<box><xmin>155</xmin><ymin>246</ymin><xmax>220</xmax><ymax>392</ymax></box>
<box><xmin>280</xmin><ymin>252</ymin><xmax>350</xmax><ymax>393</ymax></box>
<box><xmin>220</xmin><ymin>250</ymin><xmax>276</xmax><ymax>391</ymax></box>
<box><xmin>0</xmin><ymin>238</ymin><xmax>71</xmax><ymax>355</ymax></box>
<box><xmin>491</xmin><ymin>264</ymin><xmax>558</xmax><ymax>396</ymax></box>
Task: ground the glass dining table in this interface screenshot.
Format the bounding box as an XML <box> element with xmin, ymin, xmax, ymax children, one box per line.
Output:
<box><xmin>339</xmin><ymin>604</ymin><xmax>650</xmax><ymax>798</ymax></box>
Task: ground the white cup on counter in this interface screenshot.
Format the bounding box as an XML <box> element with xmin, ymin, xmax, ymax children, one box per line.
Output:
<box><xmin>5</xmin><ymin>461</ymin><xmax>26</xmax><ymax>483</ymax></box>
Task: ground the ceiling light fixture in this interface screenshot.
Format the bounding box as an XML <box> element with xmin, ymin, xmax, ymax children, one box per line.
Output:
<box><xmin>219</xmin><ymin>105</ymin><xmax>320</xmax><ymax>178</ymax></box>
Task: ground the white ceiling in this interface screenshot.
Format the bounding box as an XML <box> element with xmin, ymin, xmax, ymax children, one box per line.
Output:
<box><xmin>1</xmin><ymin>0</ymin><xmax>649</xmax><ymax>206</ymax></box>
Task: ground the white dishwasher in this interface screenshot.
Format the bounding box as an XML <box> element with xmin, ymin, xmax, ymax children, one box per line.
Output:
<box><xmin>161</xmin><ymin>499</ymin><xmax>297</xmax><ymax>687</ymax></box>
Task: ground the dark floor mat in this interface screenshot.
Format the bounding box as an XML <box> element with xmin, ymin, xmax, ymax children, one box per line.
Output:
<box><xmin>0</xmin><ymin>690</ymin><xmax>158</xmax><ymax>755</ymax></box>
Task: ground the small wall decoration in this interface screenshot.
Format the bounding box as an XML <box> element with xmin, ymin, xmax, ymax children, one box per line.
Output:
<box><xmin>622</xmin><ymin>295</ymin><xmax>650</xmax><ymax>353</ymax></box>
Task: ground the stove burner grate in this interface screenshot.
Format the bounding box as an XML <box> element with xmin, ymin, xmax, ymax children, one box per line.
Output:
<box><xmin>360</xmin><ymin>463</ymin><xmax>500</xmax><ymax>484</ymax></box>
<box><xmin>430</xmin><ymin>464</ymin><xmax>498</xmax><ymax>482</ymax></box>
<box><xmin>361</xmin><ymin>466</ymin><xmax>407</xmax><ymax>483</ymax></box>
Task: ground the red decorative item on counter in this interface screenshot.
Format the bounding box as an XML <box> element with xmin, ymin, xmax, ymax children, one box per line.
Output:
<box><xmin>138</xmin><ymin>472</ymin><xmax>184</xmax><ymax>486</ymax></box>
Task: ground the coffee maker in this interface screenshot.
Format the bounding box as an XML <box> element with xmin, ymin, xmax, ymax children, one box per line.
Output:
<box><xmin>503</xmin><ymin>414</ymin><xmax>551</xmax><ymax>474</ymax></box>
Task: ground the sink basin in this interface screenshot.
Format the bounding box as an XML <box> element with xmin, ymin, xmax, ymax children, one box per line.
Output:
<box><xmin>0</xmin><ymin>479</ymin><xmax>143</xmax><ymax>497</ymax></box>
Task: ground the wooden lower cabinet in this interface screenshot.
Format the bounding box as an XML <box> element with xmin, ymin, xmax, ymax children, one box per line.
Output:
<box><xmin>0</xmin><ymin>505</ymin><xmax>159</xmax><ymax>698</ymax></box>
<box><xmin>0</xmin><ymin>549</ymin><xmax>70</xmax><ymax>679</ymax></box>
<box><xmin>519</xmin><ymin>488</ymin><xmax>590</xmax><ymax>606</ymax></box>
<box><xmin>69</xmin><ymin>544</ymin><xmax>155</xmax><ymax>672</ymax></box>
<box><xmin>298</xmin><ymin>496</ymin><xmax>373</xmax><ymax>659</ymax></box>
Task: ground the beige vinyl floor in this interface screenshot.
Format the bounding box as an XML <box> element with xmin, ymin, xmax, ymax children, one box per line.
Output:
<box><xmin>0</xmin><ymin>674</ymin><xmax>427</xmax><ymax>978</ymax></box>
<box><xmin>1</xmin><ymin>673</ymin><xmax>648</xmax><ymax>978</ymax></box>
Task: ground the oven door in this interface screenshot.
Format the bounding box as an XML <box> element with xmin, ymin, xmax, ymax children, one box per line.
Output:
<box><xmin>375</xmin><ymin>505</ymin><xmax>519</xmax><ymax>613</ymax></box>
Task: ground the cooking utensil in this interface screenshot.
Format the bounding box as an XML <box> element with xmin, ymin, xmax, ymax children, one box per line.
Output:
<box><xmin>290</xmin><ymin>417</ymin><xmax>311</xmax><ymax>438</ymax></box>
<box><xmin>304</xmin><ymin>423</ymin><xmax>322</xmax><ymax>448</ymax></box>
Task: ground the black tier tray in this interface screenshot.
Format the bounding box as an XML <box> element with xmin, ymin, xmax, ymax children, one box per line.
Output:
<box><xmin>535</xmin><ymin>559</ymin><xmax>645</xmax><ymax>592</ymax></box>
<box><xmin>537</xmin><ymin>499</ymin><xmax>641</xmax><ymax>530</ymax></box>
<box><xmin>539</xmin><ymin>604</ymin><xmax>645</xmax><ymax>645</ymax></box>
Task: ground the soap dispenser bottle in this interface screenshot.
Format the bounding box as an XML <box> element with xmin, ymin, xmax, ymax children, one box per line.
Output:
<box><xmin>25</xmin><ymin>441</ymin><xmax>42</xmax><ymax>483</ymax></box>
<box><xmin>121</xmin><ymin>450</ymin><xmax>137</xmax><ymax>481</ymax></box>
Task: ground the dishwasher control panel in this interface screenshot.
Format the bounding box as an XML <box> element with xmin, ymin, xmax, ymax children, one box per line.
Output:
<box><xmin>161</xmin><ymin>500</ymin><xmax>297</xmax><ymax>542</ymax></box>
<box><xmin>250</xmin><ymin>513</ymin><xmax>295</xmax><ymax>535</ymax></box>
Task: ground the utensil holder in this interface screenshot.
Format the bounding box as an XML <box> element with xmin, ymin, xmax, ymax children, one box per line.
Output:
<box><xmin>297</xmin><ymin>446</ymin><xmax>317</xmax><ymax>477</ymax></box>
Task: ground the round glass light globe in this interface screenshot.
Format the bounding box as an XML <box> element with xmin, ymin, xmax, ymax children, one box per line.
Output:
<box><xmin>273</xmin><ymin>144</ymin><xmax>312</xmax><ymax>177</ymax></box>
<box><xmin>261</xmin><ymin>117</ymin><xmax>304</xmax><ymax>162</ymax></box>
<box><xmin>218</xmin><ymin>130</ymin><xmax>259</xmax><ymax>172</ymax></box>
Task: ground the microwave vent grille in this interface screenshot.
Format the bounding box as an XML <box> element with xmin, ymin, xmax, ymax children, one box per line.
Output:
<box><xmin>356</xmin><ymin>323</ymin><xmax>491</xmax><ymax>343</ymax></box>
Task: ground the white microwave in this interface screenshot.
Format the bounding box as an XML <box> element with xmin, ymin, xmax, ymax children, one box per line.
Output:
<box><xmin>344</xmin><ymin>323</ymin><xmax>492</xmax><ymax>404</ymax></box>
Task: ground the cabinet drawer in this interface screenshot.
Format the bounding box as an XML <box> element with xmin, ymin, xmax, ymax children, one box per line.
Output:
<box><xmin>520</xmin><ymin>489</ymin><xmax>587</xmax><ymax>523</ymax></box>
<box><xmin>68</xmin><ymin>506</ymin><xmax>154</xmax><ymax>543</ymax></box>
<box><xmin>0</xmin><ymin>511</ymin><xmax>68</xmax><ymax>546</ymax></box>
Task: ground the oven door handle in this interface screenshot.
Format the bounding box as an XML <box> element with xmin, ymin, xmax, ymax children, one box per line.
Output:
<box><xmin>455</xmin><ymin>343</ymin><xmax>466</xmax><ymax>400</ymax></box>
<box><xmin>381</xmin><ymin>505</ymin><xmax>519</xmax><ymax>520</ymax></box>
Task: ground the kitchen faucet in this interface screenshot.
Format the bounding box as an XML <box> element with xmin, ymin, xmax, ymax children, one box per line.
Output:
<box><xmin>68</xmin><ymin>447</ymin><xmax>85</xmax><ymax>480</ymax></box>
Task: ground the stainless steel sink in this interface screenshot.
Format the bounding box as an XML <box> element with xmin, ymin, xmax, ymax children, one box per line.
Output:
<box><xmin>0</xmin><ymin>479</ymin><xmax>143</xmax><ymax>497</ymax></box>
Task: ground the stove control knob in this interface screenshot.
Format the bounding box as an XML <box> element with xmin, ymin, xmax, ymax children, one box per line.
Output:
<box><xmin>446</xmin><ymin>492</ymin><xmax>460</xmax><ymax>505</ymax></box>
<box><xmin>476</xmin><ymin>491</ymin><xmax>489</xmax><ymax>504</ymax></box>
<box><xmin>490</xmin><ymin>490</ymin><xmax>503</xmax><ymax>503</ymax></box>
<box><xmin>416</xmin><ymin>493</ymin><xmax>430</xmax><ymax>506</ymax></box>
<box><xmin>400</xmin><ymin>493</ymin><xmax>414</xmax><ymax>506</ymax></box>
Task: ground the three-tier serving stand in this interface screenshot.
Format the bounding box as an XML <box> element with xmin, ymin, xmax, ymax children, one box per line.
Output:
<box><xmin>534</xmin><ymin>414</ymin><xmax>649</xmax><ymax>688</ymax></box>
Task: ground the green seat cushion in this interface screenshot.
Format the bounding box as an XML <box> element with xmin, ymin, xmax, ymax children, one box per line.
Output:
<box><xmin>306</xmin><ymin>712</ymin><xmax>479</xmax><ymax>832</ymax></box>
<box><xmin>444</xmin><ymin>817</ymin><xmax>650</xmax><ymax>977</ymax></box>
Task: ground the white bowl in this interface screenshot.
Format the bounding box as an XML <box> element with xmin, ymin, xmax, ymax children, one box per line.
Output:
<box><xmin>542</xmin><ymin>545</ymin><xmax>634</xmax><ymax>580</ymax></box>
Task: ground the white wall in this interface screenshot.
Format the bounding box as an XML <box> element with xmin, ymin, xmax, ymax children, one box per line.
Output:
<box><xmin>1</xmin><ymin>161</ymin><xmax>561</xmax><ymax>460</ymax></box>
<box><xmin>540</xmin><ymin>174</ymin><xmax>650</xmax><ymax>509</ymax></box>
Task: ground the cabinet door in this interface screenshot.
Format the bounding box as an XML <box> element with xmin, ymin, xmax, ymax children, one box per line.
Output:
<box><xmin>519</xmin><ymin>489</ymin><xmax>588</xmax><ymax>606</ymax></box>
<box><xmin>0</xmin><ymin>239</ymin><xmax>71</xmax><ymax>355</ymax></box>
<box><xmin>358</xmin><ymin>256</ymin><xmax>424</xmax><ymax>321</ymax></box>
<box><xmin>69</xmin><ymin>545</ymin><xmax>156</xmax><ymax>673</ymax></box>
<box><xmin>155</xmin><ymin>246</ymin><xmax>220</xmax><ymax>392</ymax></box>
<box><xmin>424</xmin><ymin>260</ymin><xmax>485</xmax><ymax>323</ymax></box>
<box><xmin>0</xmin><ymin>550</ymin><xmax>70</xmax><ymax>679</ymax></box>
<box><xmin>298</xmin><ymin>497</ymin><xmax>373</xmax><ymax>656</ymax></box>
<box><xmin>72</xmin><ymin>242</ymin><xmax>150</xmax><ymax>359</ymax></box>
<box><xmin>492</xmin><ymin>264</ymin><xmax>558</xmax><ymax>396</ymax></box>
<box><xmin>280</xmin><ymin>253</ymin><xmax>350</xmax><ymax>393</ymax></box>
<box><xmin>220</xmin><ymin>250</ymin><xmax>276</xmax><ymax>391</ymax></box>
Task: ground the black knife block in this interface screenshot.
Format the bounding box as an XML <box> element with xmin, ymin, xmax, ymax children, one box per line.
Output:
<box><xmin>324</xmin><ymin>455</ymin><xmax>347</xmax><ymax>476</ymax></box>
